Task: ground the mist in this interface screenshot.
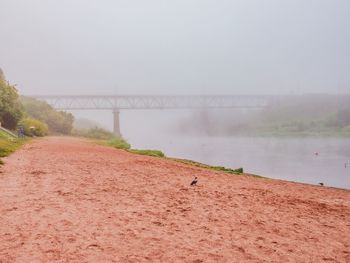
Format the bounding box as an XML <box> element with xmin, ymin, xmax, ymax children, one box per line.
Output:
<box><xmin>1</xmin><ymin>0</ymin><xmax>350</xmax><ymax>97</ymax></box>
<box><xmin>2</xmin><ymin>0</ymin><xmax>349</xmax><ymax>133</ymax></box>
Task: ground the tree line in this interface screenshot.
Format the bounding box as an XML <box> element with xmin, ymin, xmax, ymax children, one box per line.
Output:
<box><xmin>178</xmin><ymin>94</ymin><xmax>350</xmax><ymax>136</ymax></box>
<box><xmin>0</xmin><ymin>70</ymin><xmax>74</xmax><ymax>136</ymax></box>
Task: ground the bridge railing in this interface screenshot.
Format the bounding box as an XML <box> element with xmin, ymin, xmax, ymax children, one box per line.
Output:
<box><xmin>32</xmin><ymin>95</ymin><xmax>269</xmax><ymax>110</ymax></box>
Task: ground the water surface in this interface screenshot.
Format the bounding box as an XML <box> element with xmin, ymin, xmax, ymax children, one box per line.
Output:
<box><xmin>128</xmin><ymin>134</ymin><xmax>350</xmax><ymax>189</ymax></box>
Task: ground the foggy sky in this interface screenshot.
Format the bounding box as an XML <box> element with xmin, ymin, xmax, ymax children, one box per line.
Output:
<box><xmin>1</xmin><ymin>0</ymin><xmax>350</xmax><ymax>95</ymax></box>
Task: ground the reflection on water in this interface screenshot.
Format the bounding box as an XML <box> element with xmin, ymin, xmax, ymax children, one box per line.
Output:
<box><xmin>128</xmin><ymin>135</ymin><xmax>350</xmax><ymax>189</ymax></box>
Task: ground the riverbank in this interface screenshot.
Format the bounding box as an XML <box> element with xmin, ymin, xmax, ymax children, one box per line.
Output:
<box><xmin>0</xmin><ymin>129</ymin><xmax>28</xmax><ymax>165</ymax></box>
<box><xmin>0</xmin><ymin>137</ymin><xmax>349</xmax><ymax>262</ymax></box>
<box><xmin>127</xmin><ymin>133</ymin><xmax>350</xmax><ymax>189</ymax></box>
<box><xmin>98</xmin><ymin>137</ymin><xmax>246</xmax><ymax>176</ymax></box>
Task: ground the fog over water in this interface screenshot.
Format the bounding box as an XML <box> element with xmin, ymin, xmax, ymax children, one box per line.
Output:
<box><xmin>119</xmin><ymin>110</ymin><xmax>350</xmax><ymax>189</ymax></box>
<box><xmin>129</xmin><ymin>133</ymin><xmax>350</xmax><ymax>189</ymax></box>
<box><xmin>1</xmin><ymin>1</ymin><xmax>350</xmax><ymax>187</ymax></box>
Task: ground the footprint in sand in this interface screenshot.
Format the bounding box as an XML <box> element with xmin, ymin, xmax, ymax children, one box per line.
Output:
<box><xmin>5</xmin><ymin>206</ymin><xmax>18</xmax><ymax>212</ymax></box>
<box><xmin>30</xmin><ymin>170</ymin><xmax>46</xmax><ymax>176</ymax></box>
<box><xmin>152</xmin><ymin>221</ymin><xmax>164</xmax><ymax>226</ymax></box>
<box><xmin>67</xmin><ymin>236</ymin><xmax>76</xmax><ymax>243</ymax></box>
<box><xmin>86</xmin><ymin>244</ymin><xmax>104</xmax><ymax>251</ymax></box>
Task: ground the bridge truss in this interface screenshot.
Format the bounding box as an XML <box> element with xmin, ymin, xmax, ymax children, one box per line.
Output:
<box><xmin>32</xmin><ymin>95</ymin><xmax>269</xmax><ymax>110</ymax></box>
<box><xmin>32</xmin><ymin>95</ymin><xmax>269</xmax><ymax>136</ymax></box>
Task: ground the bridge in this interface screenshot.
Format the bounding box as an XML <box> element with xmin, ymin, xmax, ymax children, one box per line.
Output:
<box><xmin>32</xmin><ymin>95</ymin><xmax>269</xmax><ymax>136</ymax></box>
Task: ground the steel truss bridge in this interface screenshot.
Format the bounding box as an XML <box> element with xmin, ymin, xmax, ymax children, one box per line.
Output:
<box><xmin>33</xmin><ymin>95</ymin><xmax>270</xmax><ymax>136</ymax></box>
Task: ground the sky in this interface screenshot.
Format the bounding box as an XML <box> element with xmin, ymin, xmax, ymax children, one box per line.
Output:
<box><xmin>1</xmin><ymin>0</ymin><xmax>350</xmax><ymax>96</ymax></box>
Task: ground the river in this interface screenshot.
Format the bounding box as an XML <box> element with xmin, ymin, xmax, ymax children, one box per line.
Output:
<box><xmin>74</xmin><ymin>110</ymin><xmax>350</xmax><ymax>189</ymax></box>
<box><xmin>128</xmin><ymin>134</ymin><xmax>350</xmax><ymax>189</ymax></box>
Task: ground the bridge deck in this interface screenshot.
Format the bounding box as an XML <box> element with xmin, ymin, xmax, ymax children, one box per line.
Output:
<box><xmin>32</xmin><ymin>95</ymin><xmax>269</xmax><ymax>110</ymax></box>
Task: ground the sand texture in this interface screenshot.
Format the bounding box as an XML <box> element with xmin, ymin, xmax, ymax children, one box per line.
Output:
<box><xmin>0</xmin><ymin>137</ymin><xmax>349</xmax><ymax>262</ymax></box>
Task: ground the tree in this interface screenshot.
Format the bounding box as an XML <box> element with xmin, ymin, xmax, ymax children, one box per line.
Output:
<box><xmin>19</xmin><ymin>117</ymin><xmax>49</xmax><ymax>136</ymax></box>
<box><xmin>21</xmin><ymin>96</ymin><xmax>74</xmax><ymax>134</ymax></box>
<box><xmin>0</xmin><ymin>80</ymin><xmax>24</xmax><ymax>129</ymax></box>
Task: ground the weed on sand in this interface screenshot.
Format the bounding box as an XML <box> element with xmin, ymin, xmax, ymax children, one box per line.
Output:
<box><xmin>0</xmin><ymin>138</ymin><xmax>29</xmax><ymax>164</ymax></box>
<box><xmin>170</xmin><ymin>158</ymin><xmax>244</xmax><ymax>175</ymax></box>
<box><xmin>106</xmin><ymin>137</ymin><xmax>131</xmax><ymax>150</ymax></box>
<box><xmin>128</xmin><ymin>149</ymin><xmax>165</xmax><ymax>157</ymax></box>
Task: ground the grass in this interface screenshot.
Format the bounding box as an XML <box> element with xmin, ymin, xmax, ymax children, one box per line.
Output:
<box><xmin>99</xmin><ymin>137</ymin><xmax>250</xmax><ymax>176</ymax></box>
<box><xmin>128</xmin><ymin>149</ymin><xmax>165</xmax><ymax>157</ymax></box>
<box><xmin>90</xmin><ymin>137</ymin><xmax>131</xmax><ymax>150</ymax></box>
<box><xmin>103</xmin><ymin>137</ymin><xmax>165</xmax><ymax>157</ymax></box>
<box><xmin>0</xmin><ymin>128</ymin><xmax>17</xmax><ymax>140</ymax></box>
<box><xmin>0</xmin><ymin>138</ymin><xmax>28</xmax><ymax>157</ymax></box>
<box><xmin>170</xmin><ymin>158</ymin><xmax>244</xmax><ymax>175</ymax></box>
<box><xmin>106</xmin><ymin>137</ymin><xmax>131</xmax><ymax>150</ymax></box>
<box><xmin>0</xmin><ymin>127</ymin><xmax>29</xmax><ymax>164</ymax></box>
<box><xmin>212</xmin><ymin>166</ymin><xmax>244</xmax><ymax>174</ymax></box>
<box><xmin>0</xmin><ymin>136</ymin><xmax>28</xmax><ymax>164</ymax></box>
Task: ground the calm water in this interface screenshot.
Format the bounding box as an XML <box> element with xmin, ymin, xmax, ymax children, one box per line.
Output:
<box><xmin>128</xmin><ymin>135</ymin><xmax>350</xmax><ymax>189</ymax></box>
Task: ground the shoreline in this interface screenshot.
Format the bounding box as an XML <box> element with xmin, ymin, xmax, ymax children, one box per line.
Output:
<box><xmin>2</xmin><ymin>135</ymin><xmax>349</xmax><ymax>190</ymax></box>
<box><xmin>0</xmin><ymin>136</ymin><xmax>349</xmax><ymax>262</ymax></box>
<box><xmin>99</xmin><ymin>137</ymin><xmax>350</xmax><ymax>191</ymax></box>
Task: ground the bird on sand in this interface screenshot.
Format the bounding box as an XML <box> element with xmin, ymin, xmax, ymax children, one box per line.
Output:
<box><xmin>319</xmin><ymin>182</ymin><xmax>324</xmax><ymax>186</ymax></box>
<box><xmin>190</xmin><ymin>177</ymin><xmax>198</xmax><ymax>186</ymax></box>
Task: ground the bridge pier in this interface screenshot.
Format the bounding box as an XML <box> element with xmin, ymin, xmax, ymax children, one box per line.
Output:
<box><xmin>113</xmin><ymin>109</ymin><xmax>121</xmax><ymax>137</ymax></box>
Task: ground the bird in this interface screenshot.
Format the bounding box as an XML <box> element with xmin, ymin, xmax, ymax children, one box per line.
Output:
<box><xmin>319</xmin><ymin>182</ymin><xmax>324</xmax><ymax>186</ymax></box>
<box><xmin>190</xmin><ymin>177</ymin><xmax>198</xmax><ymax>186</ymax></box>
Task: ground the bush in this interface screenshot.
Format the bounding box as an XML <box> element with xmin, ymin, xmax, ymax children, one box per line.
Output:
<box><xmin>0</xmin><ymin>80</ymin><xmax>24</xmax><ymax>129</ymax></box>
<box><xmin>72</xmin><ymin>127</ymin><xmax>115</xmax><ymax>140</ymax></box>
<box><xmin>232</xmin><ymin>167</ymin><xmax>244</xmax><ymax>174</ymax></box>
<box><xmin>19</xmin><ymin>117</ymin><xmax>48</xmax><ymax>137</ymax></box>
<box><xmin>21</xmin><ymin>96</ymin><xmax>74</xmax><ymax>134</ymax></box>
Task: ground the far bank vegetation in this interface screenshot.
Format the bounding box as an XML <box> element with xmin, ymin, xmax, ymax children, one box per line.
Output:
<box><xmin>178</xmin><ymin>94</ymin><xmax>350</xmax><ymax>137</ymax></box>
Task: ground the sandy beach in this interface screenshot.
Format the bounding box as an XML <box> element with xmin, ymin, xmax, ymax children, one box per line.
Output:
<box><xmin>0</xmin><ymin>137</ymin><xmax>349</xmax><ymax>262</ymax></box>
